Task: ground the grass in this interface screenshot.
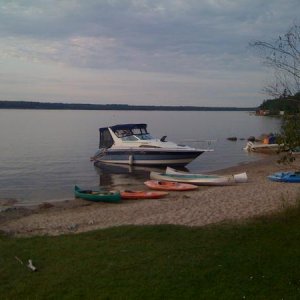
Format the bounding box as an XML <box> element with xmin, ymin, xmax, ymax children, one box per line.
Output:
<box><xmin>2</xmin><ymin>203</ymin><xmax>300</xmax><ymax>299</ymax></box>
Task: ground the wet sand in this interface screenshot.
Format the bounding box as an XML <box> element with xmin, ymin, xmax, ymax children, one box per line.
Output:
<box><xmin>1</xmin><ymin>156</ymin><xmax>300</xmax><ymax>237</ymax></box>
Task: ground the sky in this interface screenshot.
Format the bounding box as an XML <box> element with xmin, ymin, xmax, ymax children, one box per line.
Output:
<box><xmin>0</xmin><ymin>0</ymin><xmax>299</xmax><ymax>107</ymax></box>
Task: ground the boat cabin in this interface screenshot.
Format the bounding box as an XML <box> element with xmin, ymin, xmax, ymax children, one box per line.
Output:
<box><xmin>99</xmin><ymin>123</ymin><xmax>153</xmax><ymax>148</ymax></box>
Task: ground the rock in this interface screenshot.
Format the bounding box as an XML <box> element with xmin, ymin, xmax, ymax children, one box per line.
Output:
<box><xmin>247</xmin><ymin>136</ymin><xmax>256</xmax><ymax>142</ymax></box>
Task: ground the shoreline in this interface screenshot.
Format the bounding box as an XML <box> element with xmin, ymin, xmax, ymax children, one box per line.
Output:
<box><xmin>1</xmin><ymin>156</ymin><xmax>300</xmax><ymax>237</ymax></box>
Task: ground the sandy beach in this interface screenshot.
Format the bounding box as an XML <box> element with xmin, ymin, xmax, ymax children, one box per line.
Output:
<box><xmin>1</xmin><ymin>156</ymin><xmax>300</xmax><ymax>237</ymax></box>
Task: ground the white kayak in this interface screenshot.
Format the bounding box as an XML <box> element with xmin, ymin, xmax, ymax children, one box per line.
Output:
<box><xmin>166</xmin><ymin>167</ymin><xmax>247</xmax><ymax>183</ymax></box>
<box><xmin>150</xmin><ymin>171</ymin><xmax>234</xmax><ymax>186</ymax></box>
<box><xmin>150</xmin><ymin>167</ymin><xmax>248</xmax><ymax>186</ymax></box>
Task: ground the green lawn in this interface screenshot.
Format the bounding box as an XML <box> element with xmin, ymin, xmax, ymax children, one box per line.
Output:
<box><xmin>1</xmin><ymin>204</ymin><xmax>300</xmax><ymax>299</ymax></box>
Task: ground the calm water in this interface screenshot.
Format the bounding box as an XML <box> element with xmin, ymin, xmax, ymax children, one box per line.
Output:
<box><xmin>0</xmin><ymin>109</ymin><xmax>281</xmax><ymax>204</ymax></box>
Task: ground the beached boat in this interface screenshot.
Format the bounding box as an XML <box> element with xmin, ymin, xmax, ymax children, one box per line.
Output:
<box><xmin>166</xmin><ymin>167</ymin><xmax>248</xmax><ymax>183</ymax></box>
<box><xmin>267</xmin><ymin>171</ymin><xmax>300</xmax><ymax>183</ymax></box>
<box><xmin>74</xmin><ymin>185</ymin><xmax>121</xmax><ymax>203</ymax></box>
<box><xmin>121</xmin><ymin>190</ymin><xmax>168</xmax><ymax>199</ymax></box>
<box><xmin>243</xmin><ymin>141</ymin><xmax>280</xmax><ymax>153</ymax></box>
<box><xmin>150</xmin><ymin>171</ymin><xmax>237</xmax><ymax>186</ymax></box>
<box><xmin>91</xmin><ymin>123</ymin><xmax>212</xmax><ymax>167</ymax></box>
<box><xmin>144</xmin><ymin>180</ymin><xmax>198</xmax><ymax>191</ymax></box>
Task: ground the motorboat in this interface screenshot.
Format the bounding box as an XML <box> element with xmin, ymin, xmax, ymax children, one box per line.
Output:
<box><xmin>244</xmin><ymin>141</ymin><xmax>280</xmax><ymax>153</ymax></box>
<box><xmin>244</xmin><ymin>133</ymin><xmax>286</xmax><ymax>154</ymax></box>
<box><xmin>91</xmin><ymin>123</ymin><xmax>212</xmax><ymax>166</ymax></box>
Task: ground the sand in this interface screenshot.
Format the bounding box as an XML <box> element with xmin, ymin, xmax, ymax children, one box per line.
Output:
<box><xmin>1</xmin><ymin>156</ymin><xmax>300</xmax><ymax>237</ymax></box>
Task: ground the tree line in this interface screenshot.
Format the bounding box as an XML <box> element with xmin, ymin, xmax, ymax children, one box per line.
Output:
<box><xmin>259</xmin><ymin>92</ymin><xmax>300</xmax><ymax>115</ymax></box>
<box><xmin>0</xmin><ymin>101</ymin><xmax>255</xmax><ymax>111</ymax></box>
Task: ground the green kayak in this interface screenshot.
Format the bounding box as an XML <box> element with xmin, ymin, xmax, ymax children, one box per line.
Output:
<box><xmin>74</xmin><ymin>185</ymin><xmax>121</xmax><ymax>203</ymax></box>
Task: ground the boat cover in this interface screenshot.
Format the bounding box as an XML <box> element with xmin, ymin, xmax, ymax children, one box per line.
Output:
<box><xmin>98</xmin><ymin>124</ymin><xmax>148</xmax><ymax>148</ymax></box>
<box><xmin>99</xmin><ymin>124</ymin><xmax>147</xmax><ymax>132</ymax></box>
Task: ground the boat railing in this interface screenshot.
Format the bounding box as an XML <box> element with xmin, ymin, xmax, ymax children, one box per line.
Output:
<box><xmin>181</xmin><ymin>139</ymin><xmax>216</xmax><ymax>150</ymax></box>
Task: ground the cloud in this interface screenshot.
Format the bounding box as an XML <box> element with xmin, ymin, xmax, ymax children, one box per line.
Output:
<box><xmin>0</xmin><ymin>0</ymin><xmax>299</xmax><ymax>105</ymax></box>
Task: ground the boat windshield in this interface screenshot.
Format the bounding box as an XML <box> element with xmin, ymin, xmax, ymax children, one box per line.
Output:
<box><xmin>114</xmin><ymin>126</ymin><xmax>153</xmax><ymax>141</ymax></box>
<box><xmin>132</xmin><ymin>128</ymin><xmax>153</xmax><ymax>140</ymax></box>
<box><xmin>136</xmin><ymin>133</ymin><xmax>153</xmax><ymax>140</ymax></box>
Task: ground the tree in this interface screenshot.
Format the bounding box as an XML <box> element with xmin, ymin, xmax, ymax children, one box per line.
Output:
<box><xmin>251</xmin><ymin>24</ymin><xmax>300</xmax><ymax>163</ymax></box>
<box><xmin>275</xmin><ymin>114</ymin><xmax>300</xmax><ymax>164</ymax></box>
<box><xmin>251</xmin><ymin>24</ymin><xmax>300</xmax><ymax>98</ymax></box>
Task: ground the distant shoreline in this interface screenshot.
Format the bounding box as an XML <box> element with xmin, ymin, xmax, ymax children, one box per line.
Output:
<box><xmin>0</xmin><ymin>100</ymin><xmax>256</xmax><ymax>111</ymax></box>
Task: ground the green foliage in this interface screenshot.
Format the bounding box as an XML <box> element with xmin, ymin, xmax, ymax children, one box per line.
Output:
<box><xmin>2</xmin><ymin>208</ymin><xmax>300</xmax><ymax>299</ymax></box>
<box><xmin>259</xmin><ymin>94</ymin><xmax>300</xmax><ymax>164</ymax></box>
<box><xmin>260</xmin><ymin>97</ymin><xmax>300</xmax><ymax>115</ymax></box>
<box><xmin>281</xmin><ymin>115</ymin><xmax>300</xmax><ymax>148</ymax></box>
<box><xmin>276</xmin><ymin>114</ymin><xmax>300</xmax><ymax>164</ymax></box>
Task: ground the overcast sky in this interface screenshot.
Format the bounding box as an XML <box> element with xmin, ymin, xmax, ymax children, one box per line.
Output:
<box><xmin>0</xmin><ymin>0</ymin><xmax>299</xmax><ymax>107</ymax></box>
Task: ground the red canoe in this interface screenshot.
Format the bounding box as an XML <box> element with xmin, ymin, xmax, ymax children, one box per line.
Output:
<box><xmin>121</xmin><ymin>190</ymin><xmax>169</xmax><ymax>200</ymax></box>
<box><xmin>144</xmin><ymin>180</ymin><xmax>198</xmax><ymax>191</ymax></box>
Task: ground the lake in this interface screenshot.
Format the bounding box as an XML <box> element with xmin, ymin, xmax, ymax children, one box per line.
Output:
<box><xmin>0</xmin><ymin>109</ymin><xmax>281</xmax><ymax>204</ymax></box>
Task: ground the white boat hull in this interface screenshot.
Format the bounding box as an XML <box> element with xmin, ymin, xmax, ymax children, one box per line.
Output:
<box><xmin>244</xmin><ymin>141</ymin><xmax>280</xmax><ymax>153</ymax></box>
<box><xmin>93</xmin><ymin>148</ymin><xmax>206</xmax><ymax>166</ymax></box>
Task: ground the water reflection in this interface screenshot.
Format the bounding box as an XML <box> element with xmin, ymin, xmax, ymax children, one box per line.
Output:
<box><xmin>93</xmin><ymin>162</ymin><xmax>188</xmax><ymax>189</ymax></box>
